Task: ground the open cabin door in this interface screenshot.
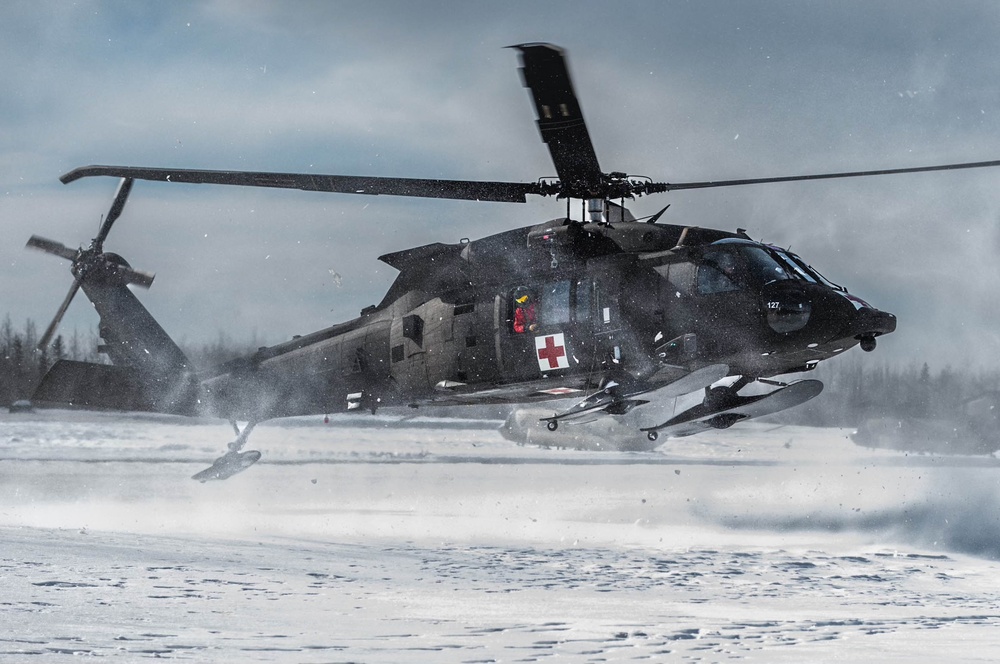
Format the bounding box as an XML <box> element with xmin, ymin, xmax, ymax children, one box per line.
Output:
<box><xmin>495</xmin><ymin>275</ymin><xmax>595</xmax><ymax>384</ymax></box>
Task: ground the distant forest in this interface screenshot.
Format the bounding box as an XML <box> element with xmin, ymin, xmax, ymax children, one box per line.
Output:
<box><xmin>0</xmin><ymin>315</ymin><xmax>259</xmax><ymax>408</ymax></box>
<box><xmin>783</xmin><ymin>356</ymin><xmax>999</xmax><ymax>427</ymax></box>
<box><xmin>2</xmin><ymin>313</ymin><xmax>996</xmax><ymax>426</ymax></box>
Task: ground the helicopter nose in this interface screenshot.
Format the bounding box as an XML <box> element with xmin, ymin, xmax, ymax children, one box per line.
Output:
<box><xmin>812</xmin><ymin>287</ymin><xmax>896</xmax><ymax>350</ymax></box>
<box><xmin>763</xmin><ymin>283</ymin><xmax>896</xmax><ymax>350</ymax></box>
<box><xmin>842</xmin><ymin>298</ymin><xmax>897</xmax><ymax>350</ymax></box>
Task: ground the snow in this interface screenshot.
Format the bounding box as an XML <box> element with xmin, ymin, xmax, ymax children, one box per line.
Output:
<box><xmin>3</xmin><ymin>409</ymin><xmax>1000</xmax><ymax>661</ymax></box>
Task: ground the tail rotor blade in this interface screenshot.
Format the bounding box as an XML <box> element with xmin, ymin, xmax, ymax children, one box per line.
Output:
<box><xmin>121</xmin><ymin>266</ymin><xmax>155</xmax><ymax>289</ymax></box>
<box><xmin>26</xmin><ymin>235</ymin><xmax>78</xmax><ymax>261</ymax></box>
<box><xmin>95</xmin><ymin>177</ymin><xmax>134</xmax><ymax>248</ymax></box>
<box><xmin>38</xmin><ymin>278</ymin><xmax>82</xmax><ymax>349</ymax></box>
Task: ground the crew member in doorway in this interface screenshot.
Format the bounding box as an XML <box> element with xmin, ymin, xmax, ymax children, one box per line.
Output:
<box><xmin>513</xmin><ymin>286</ymin><xmax>538</xmax><ymax>333</ymax></box>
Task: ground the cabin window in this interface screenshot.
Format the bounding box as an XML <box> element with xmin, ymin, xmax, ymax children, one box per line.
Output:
<box><xmin>508</xmin><ymin>280</ymin><xmax>588</xmax><ymax>333</ymax></box>
<box><xmin>402</xmin><ymin>314</ymin><xmax>423</xmax><ymax>346</ymax></box>
<box><xmin>350</xmin><ymin>347</ymin><xmax>367</xmax><ymax>374</ymax></box>
<box><xmin>539</xmin><ymin>280</ymin><xmax>571</xmax><ymax>326</ymax></box>
<box><xmin>574</xmin><ymin>278</ymin><xmax>591</xmax><ymax>322</ymax></box>
<box><xmin>391</xmin><ymin>344</ymin><xmax>404</xmax><ymax>363</ymax></box>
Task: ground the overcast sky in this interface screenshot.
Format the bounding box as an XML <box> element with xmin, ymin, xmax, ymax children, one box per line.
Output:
<box><xmin>4</xmin><ymin>0</ymin><xmax>1000</xmax><ymax>371</ymax></box>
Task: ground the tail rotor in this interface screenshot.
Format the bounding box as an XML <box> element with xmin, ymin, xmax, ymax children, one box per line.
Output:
<box><xmin>26</xmin><ymin>177</ymin><xmax>155</xmax><ymax>349</ymax></box>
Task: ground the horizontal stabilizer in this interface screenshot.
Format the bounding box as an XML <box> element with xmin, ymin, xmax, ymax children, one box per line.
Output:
<box><xmin>32</xmin><ymin>360</ymin><xmax>193</xmax><ymax>414</ymax></box>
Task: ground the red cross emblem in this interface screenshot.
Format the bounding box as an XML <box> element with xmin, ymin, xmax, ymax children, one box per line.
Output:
<box><xmin>535</xmin><ymin>333</ymin><xmax>569</xmax><ymax>371</ymax></box>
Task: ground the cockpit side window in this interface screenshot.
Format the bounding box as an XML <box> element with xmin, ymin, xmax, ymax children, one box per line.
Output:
<box><xmin>698</xmin><ymin>244</ymin><xmax>794</xmax><ymax>294</ymax></box>
<box><xmin>698</xmin><ymin>250</ymin><xmax>741</xmax><ymax>294</ymax></box>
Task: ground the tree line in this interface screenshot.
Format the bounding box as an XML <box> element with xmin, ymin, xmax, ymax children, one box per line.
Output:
<box><xmin>3</xmin><ymin>313</ymin><xmax>997</xmax><ymax>425</ymax></box>
<box><xmin>0</xmin><ymin>315</ymin><xmax>260</xmax><ymax>407</ymax></box>
<box><xmin>0</xmin><ymin>316</ymin><xmax>98</xmax><ymax>406</ymax></box>
<box><xmin>774</xmin><ymin>354</ymin><xmax>1000</xmax><ymax>427</ymax></box>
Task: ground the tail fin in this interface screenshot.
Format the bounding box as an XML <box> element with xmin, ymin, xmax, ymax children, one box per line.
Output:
<box><xmin>81</xmin><ymin>270</ymin><xmax>190</xmax><ymax>375</ymax></box>
<box><xmin>28</xmin><ymin>177</ymin><xmax>196</xmax><ymax>414</ymax></box>
<box><xmin>32</xmin><ymin>272</ymin><xmax>196</xmax><ymax>415</ymax></box>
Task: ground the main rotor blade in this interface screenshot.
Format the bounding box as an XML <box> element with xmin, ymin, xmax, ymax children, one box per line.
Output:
<box><xmin>26</xmin><ymin>235</ymin><xmax>78</xmax><ymax>261</ymax></box>
<box><xmin>38</xmin><ymin>278</ymin><xmax>82</xmax><ymax>349</ymax></box>
<box><xmin>61</xmin><ymin>166</ymin><xmax>543</xmax><ymax>203</ymax></box>
<box><xmin>94</xmin><ymin>177</ymin><xmax>134</xmax><ymax>247</ymax></box>
<box><xmin>512</xmin><ymin>43</ymin><xmax>603</xmax><ymax>196</ymax></box>
<box><xmin>662</xmin><ymin>159</ymin><xmax>1000</xmax><ymax>192</ymax></box>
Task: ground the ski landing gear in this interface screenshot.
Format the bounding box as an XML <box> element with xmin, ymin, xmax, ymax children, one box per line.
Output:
<box><xmin>540</xmin><ymin>364</ymin><xmax>730</xmax><ymax>432</ymax></box>
<box><xmin>192</xmin><ymin>420</ymin><xmax>262</xmax><ymax>482</ymax></box>
<box><xmin>641</xmin><ymin>377</ymin><xmax>823</xmax><ymax>441</ymax></box>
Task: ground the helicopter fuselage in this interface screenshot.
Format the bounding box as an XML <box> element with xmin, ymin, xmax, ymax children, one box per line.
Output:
<box><xmin>29</xmin><ymin>40</ymin><xmax>992</xmax><ymax>479</ymax></box>
<box><xmin>195</xmin><ymin>218</ymin><xmax>895</xmax><ymax>423</ymax></box>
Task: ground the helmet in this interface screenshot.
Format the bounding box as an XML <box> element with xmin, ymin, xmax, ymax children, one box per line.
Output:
<box><xmin>514</xmin><ymin>286</ymin><xmax>531</xmax><ymax>305</ymax></box>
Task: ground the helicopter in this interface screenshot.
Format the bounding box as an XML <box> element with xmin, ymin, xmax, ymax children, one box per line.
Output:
<box><xmin>26</xmin><ymin>43</ymin><xmax>1000</xmax><ymax>479</ymax></box>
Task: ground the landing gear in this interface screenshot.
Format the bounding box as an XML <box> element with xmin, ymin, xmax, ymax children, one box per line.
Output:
<box><xmin>703</xmin><ymin>376</ymin><xmax>753</xmax><ymax>411</ymax></box>
<box><xmin>646</xmin><ymin>431</ymin><xmax>658</xmax><ymax>442</ymax></box>
<box><xmin>640</xmin><ymin>377</ymin><xmax>824</xmax><ymax>439</ymax></box>
<box><xmin>191</xmin><ymin>420</ymin><xmax>262</xmax><ymax>482</ymax></box>
<box><xmin>227</xmin><ymin>420</ymin><xmax>257</xmax><ymax>452</ymax></box>
<box><xmin>546</xmin><ymin>420</ymin><xmax>558</xmax><ymax>432</ymax></box>
<box><xmin>704</xmin><ymin>412</ymin><xmax>745</xmax><ymax>430</ymax></box>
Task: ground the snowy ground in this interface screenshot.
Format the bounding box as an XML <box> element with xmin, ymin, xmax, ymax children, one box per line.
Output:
<box><xmin>3</xmin><ymin>409</ymin><xmax>1000</xmax><ymax>662</ymax></box>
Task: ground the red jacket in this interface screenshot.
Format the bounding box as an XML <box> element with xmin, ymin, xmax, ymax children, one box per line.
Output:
<box><xmin>513</xmin><ymin>303</ymin><xmax>536</xmax><ymax>333</ymax></box>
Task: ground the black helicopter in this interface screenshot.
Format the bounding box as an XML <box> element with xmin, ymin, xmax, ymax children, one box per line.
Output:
<box><xmin>27</xmin><ymin>43</ymin><xmax>1000</xmax><ymax>479</ymax></box>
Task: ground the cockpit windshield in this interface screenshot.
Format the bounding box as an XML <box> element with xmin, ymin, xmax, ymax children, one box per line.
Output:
<box><xmin>698</xmin><ymin>240</ymin><xmax>793</xmax><ymax>294</ymax></box>
<box><xmin>770</xmin><ymin>249</ymin><xmax>818</xmax><ymax>283</ymax></box>
<box><xmin>772</xmin><ymin>247</ymin><xmax>846</xmax><ymax>291</ymax></box>
<box><xmin>697</xmin><ymin>239</ymin><xmax>846</xmax><ymax>295</ymax></box>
